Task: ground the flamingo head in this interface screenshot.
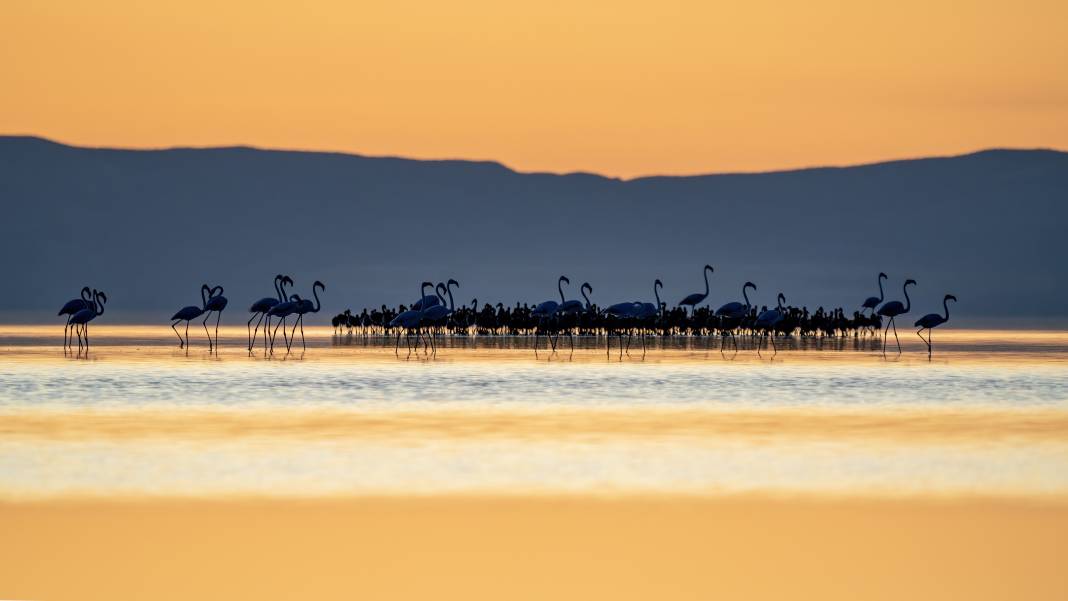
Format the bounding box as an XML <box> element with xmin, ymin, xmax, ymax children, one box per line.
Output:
<box><xmin>778</xmin><ymin>293</ymin><xmax>786</xmax><ymax>306</ymax></box>
<box><xmin>945</xmin><ymin>294</ymin><xmax>957</xmax><ymax>303</ymax></box>
<box><xmin>879</xmin><ymin>272</ymin><xmax>887</xmax><ymax>279</ymax></box>
<box><xmin>448</xmin><ymin>278</ymin><xmax>459</xmax><ymax>288</ymax></box>
<box><xmin>314</xmin><ymin>280</ymin><xmax>325</xmax><ymax>291</ymax></box>
<box><xmin>81</xmin><ymin>286</ymin><xmax>92</xmax><ymax>301</ymax></box>
<box><xmin>744</xmin><ymin>281</ymin><xmax>756</xmax><ymax>291</ymax></box>
<box><xmin>905</xmin><ymin>279</ymin><xmax>917</xmax><ymax>287</ymax></box>
<box><xmin>582</xmin><ymin>282</ymin><xmax>592</xmax><ymax>293</ymax></box>
<box><xmin>654</xmin><ymin>279</ymin><xmax>663</xmax><ymax>289</ymax></box>
<box><xmin>559</xmin><ymin>276</ymin><xmax>570</xmax><ymax>286</ymax></box>
<box><xmin>704</xmin><ymin>264</ymin><xmax>713</xmax><ymax>273</ymax></box>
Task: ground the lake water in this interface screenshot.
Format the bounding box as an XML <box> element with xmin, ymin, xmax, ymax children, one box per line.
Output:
<box><xmin>2</xmin><ymin>326</ymin><xmax>1067</xmax><ymax>499</ymax></box>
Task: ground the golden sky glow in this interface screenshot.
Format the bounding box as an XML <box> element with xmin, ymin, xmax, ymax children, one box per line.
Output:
<box><xmin>3</xmin><ymin>0</ymin><xmax>1067</xmax><ymax>177</ymax></box>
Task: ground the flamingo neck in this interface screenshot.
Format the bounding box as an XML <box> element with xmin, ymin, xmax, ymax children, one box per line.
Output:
<box><xmin>558</xmin><ymin>280</ymin><xmax>566</xmax><ymax>304</ymax></box>
<box><xmin>312</xmin><ymin>286</ymin><xmax>322</xmax><ymax>313</ymax></box>
<box><xmin>703</xmin><ymin>269</ymin><xmax>710</xmax><ymax>296</ymax></box>
<box><xmin>943</xmin><ymin>298</ymin><xmax>951</xmax><ymax>321</ymax></box>
<box><xmin>903</xmin><ymin>283</ymin><xmax>912</xmax><ymax>313</ymax></box>
<box><xmin>877</xmin><ymin>276</ymin><xmax>885</xmax><ymax>301</ymax></box>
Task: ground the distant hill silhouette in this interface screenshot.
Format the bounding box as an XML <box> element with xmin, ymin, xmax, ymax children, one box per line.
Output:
<box><xmin>1</xmin><ymin>136</ymin><xmax>1065</xmax><ymax>325</ymax></box>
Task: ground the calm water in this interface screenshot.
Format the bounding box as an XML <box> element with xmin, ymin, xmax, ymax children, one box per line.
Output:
<box><xmin>2</xmin><ymin>326</ymin><xmax>1067</xmax><ymax>499</ymax></box>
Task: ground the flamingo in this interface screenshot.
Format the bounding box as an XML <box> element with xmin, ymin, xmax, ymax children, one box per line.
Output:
<box><xmin>556</xmin><ymin>282</ymin><xmax>592</xmax><ymax>351</ymax></box>
<box><xmin>70</xmin><ymin>290</ymin><xmax>106</xmax><ymax>352</ymax></box>
<box><xmin>423</xmin><ymin>280</ymin><xmax>458</xmax><ymax>349</ymax></box>
<box><xmin>202</xmin><ymin>285</ymin><xmax>227</xmax><ymax>352</ymax></box>
<box><xmin>532</xmin><ymin>276</ymin><xmax>568</xmax><ymax>354</ymax></box>
<box><xmin>716</xmin><ymin>282</ymin><xmax>756</xmax><ymax>350</ymax></box>
<box><xmin>58</xmin><ymin>286</ymin><xmax>92</xmax><ymax>350</ymax></box>
<box><xmin>389</xmin><ymin>282</ymin><xmax>435</xmax><ymax>356</ymax></box>
<box><xmin>915</xmin><ymin>294</ymin><xmax>956</xmax><ymax>355</ymax></box>
<box><xmin>289</xmin><ymin>280</ymin><xmax>325</xmax><ymax>351</ymax></box>
<box><xmin>754</xmin><ymin>293</ymin><xmax>787</xmax><ymax>355</ymax></box>
<box><xmin>247</xmin><ymin>275</ymin><xmax>286</xmax><ymax>352</ymax></box>
<box><xmin>861</xmin><ymin>272</ymin><xmax>888</xmax><ymax>315</ymax></box>
<box><xmin>678</xmin><ymin>264</ymin><xmax>714</xmax><ymax>316</ymax></box>
<box><xmin>876</xmin><ymin>278</ymin><xmax>917</xmax><ymax>354</ymax></box>
<box><xmin>170</xmin><ymin>287</ymin><xmax>209</xmax><ymax>349</ymax></box>
<box><xmin>267</xmin><ymin>285</ymin><xmax>300</xmax><ymax>353</ymax></box>
<box><xmin>603</xmin><ymin>299</ymin><xmax>643</xmax><ymax>358</ymax></box>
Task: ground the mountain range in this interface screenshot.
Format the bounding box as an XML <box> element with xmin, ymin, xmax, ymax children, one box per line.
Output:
<box><xmin>1</xmin><ymin>136</ymin><xmax>1065</xmax><ymax>325</ymax></box>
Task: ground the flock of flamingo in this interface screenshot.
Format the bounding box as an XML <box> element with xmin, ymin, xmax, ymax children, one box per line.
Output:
<box><xmin>58</xmin><ymin>267</ymin><xmax>956</xmax><ymax>357</ymax></box>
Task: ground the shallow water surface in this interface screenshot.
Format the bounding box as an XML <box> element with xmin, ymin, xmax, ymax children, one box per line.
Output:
<box><xmin>1</xmin><ymin>326</ymin><xmax>1067</xmax><ymax>499</ymax></box>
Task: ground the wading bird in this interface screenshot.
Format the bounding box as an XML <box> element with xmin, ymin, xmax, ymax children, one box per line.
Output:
<box><xmin>70</xmin><ymin>290</ymin><xmax>106</xmax><ymax>352</ymax></box>
<box><xmin>876</xmin><ymin>279</ymin><xmax>916</xmax><ymax>354</ymax></box>
<box><xmin>861</xmin><ymin>272</ymin><xmax>888</xmax><ymax>315</ymax></box>
<box><xmin>532</xmin><ymin>276</ymin><xmax>569</xmax><ymax>354</ymax></box>
<box><xmin>716</xmin><ymin>282</ymin><xmax>756</xmax><ymax>350</ymax></box>
<box><xmin>389</xmin><ymin>282</ymin><xmax>435</xmax><ymax>356</ymax></box>
<box><xmin>915</xmin><ymin>294</ymin><xmax>956</xmax><ymax>355</ymax></box>
<box><xmin>202</xmin><ymin>285</ymin><xmax>227</xmax><ymax>352</ymax></box>
<box><xmin>678</xmin><ymin>265</ymin><xmax>714</xmax><ymax>316</ymax></box>
<box><xmin>248</xmin><ymin>275</ymin><xmax>287</xmax><ymax>352</ymax></box>
<box><xmin>754</xmin><ymin>293</ymin><xmax>787</xmax><ymax>355</ymax></box>
<box><xmin>289</xmin><ymin>281</ymin><xmax>325</xmax><ymax>351</ymax></box>
<box><xmin>58</xmin><ymin>286</ymin><xmax>93</xmax><ymax>350</ymax></box>
<box><xmin>170</xmin><ymin>287</ymin><xmax>210</xmax><ymax>349</ymax></box>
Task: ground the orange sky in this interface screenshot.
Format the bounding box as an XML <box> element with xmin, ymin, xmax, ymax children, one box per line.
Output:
<box><xmin>3</xmin><ymin>0</ymin><xmax>1067</xmax><ymax>177</ymax></box>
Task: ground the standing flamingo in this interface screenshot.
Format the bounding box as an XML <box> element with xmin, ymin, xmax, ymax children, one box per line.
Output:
<box><xmin>861</xmin><ymin>272</ymin><xmax>888</xmax><ymax>315</ymax></box>
<box><xmin>70</xmin><ymin>290</ymin><xmax>106</xmax><ymax>352</ymax></box>
<box><xmin>754</xmin><ymin>293</ymin><xmax>787</xmax><ymax>355</ymax></box>
<box><xmin>716</xmin><ymin>282</ymin><xmax>756</xmax><ymax>350</ymax></box>
<box><xmin>289</xmin><ymin>281</ymin><xmax>325</xmax><ymax>351</ymax></box>
<box><xmin>532</xmin><ymin>276</ymin><xmax>568</xmax><ymax>354</ymax></box>
<box><xmin>170</xmin><ymin>287</ymin><xmax>209</xmax><ymax>349</ymax></box>
<box><xmin>876</xmin><ymin>278</ymin><xmax>917</xmax><ymax>354</ymax></box>
<box><xmin>915</xmin><ymin>294</ymin><xmax>956</xmax><ymax>355</ymax></box>
<box><xmin>202</xmin><ymin>285</ymin><xmax>228</xmax><ymax>352</ymax></box>
<box><xmin>58</xmin><ymin>286</ymin><xmax>93</xmax><ymax>350</ymax></box>
<box><xmin>678</xmin><ymin>265</ymin><xmax>714</xmax><ymax>316</ymax></box>
<box><xmin>389</xmin><ymin>282</ymin><xmax>435</xmax><ymax>356</ymax></box>
<box><xmin>248</xmin><ymin>275</ymin><xmax>286</xmax><ymax>352</ymax></box>
<box><xmin>267</xmin><ymin>287</ymin><xmax>300</xmax><ymax>354</ymax></box>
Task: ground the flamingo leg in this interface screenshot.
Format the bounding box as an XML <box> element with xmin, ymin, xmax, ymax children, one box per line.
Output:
<box><xmin>172</xmin><ymin>320</ymin><xmax>184</xmax><ymax>348</ymax></box>
<box><xmin>203</xmin><ymin>312</ymin><xmax>213</xmax><ymax>351</ymax></box>
<box><xmin>247</xmin><ymin>313</ymin><xmax>260</xmax><ymax>351</ymax></box>
<box><xmin>215</xmin><ymin>311</ymin><xmax>222</xmax><ymax>351</ymax></box>
<box><xmin>916</xmin><ymin>327</ymin><xmax>931</xmax><ymax>354</ymax></box>
<box><xmin>185</xmin><ymin>320</ymin><xmax>190</xmax><ymax>349</ymax></box>
<box><xmin>891</xmin><ymin>318</ymin><xmax>900</xmax><ymax>353</ymax></box>
<box><xmin>882</xmin><ymin>319</ymin><xmax>892</xmax><ymax>354</ymax></box>
<box><xmin>84</xmin><ymin>324</ymin><xmax>89</xmax><ymax>351</ymax></box>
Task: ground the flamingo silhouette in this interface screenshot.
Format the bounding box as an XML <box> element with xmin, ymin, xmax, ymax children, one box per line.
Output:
<box><xmin>876</xmin><ymin>278</ymin><xmax>916</xmax><ymax>354</ymax></box>
<box><xmin>289</xmin><ymin>280</ymin><xmax>325</xmax><ymax>351</ymax></box>
<box><xmin>248</xmin><ymin>275</ymin><xmax>286</xmax><ymax>352</ymax></box>
<box><xmin>678</xmin><ymin>265</ymin><xmax>714</xmax><ymax>316</ymax></box>
<box><xmin>861</xmin><ymin>272</ymin><xmax>888</xmax><ymax>315</ymax></box>
<box><xmin>754</xmin><ymin>293</ymin><xmax>787</xmax><ymax>355</ymax></box>
<box><xmin>170</xmin><ymin>286</ymin><xmax>210</xmax><ymax>349</ymax></box>
<box><xmin>201</xmin><ymin>285</ymin><xmax>227</xmax><ymax>352</ymax></box>
<box><xmin>389</xmin><ymin>281</ymin><xmax>435</xmax><ymax>356</ymax></box>
<box><xmin>532</xmin><ymin>276</ymin><xmax>568</xmax><ymax>354</ymax></box>
<box><xmin>267</xmin><ymin>286</ymin><xmax>300</xmax><ymax>354</ymax></box>
<box><xmin>915</xmin><ymin>294</ymin><xmax>956</xmax><ymax>355</ymax></box>
<box><xmin>58</xmin><ymin>286</ymin><xmax>92</xmax><ymax>350</ymax></box>
<box><xmin>716</xmin><ymin>282</ymin><xmax>756</xmax><ymax>350</ymax></box>
<box><xmin>70</xmin><ymin>290</ymin><xmax>106</xmax><ymax>352</ymax></box>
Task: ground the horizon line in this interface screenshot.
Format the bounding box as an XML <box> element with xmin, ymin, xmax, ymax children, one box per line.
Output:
<box><xmin>2</xmin><ymin>132</ymin><xmax>1065</xmax><ymax>182</ymax></box>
